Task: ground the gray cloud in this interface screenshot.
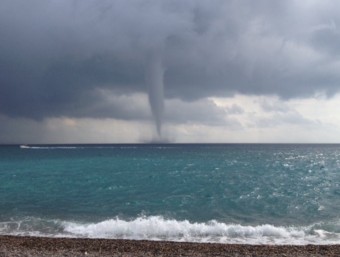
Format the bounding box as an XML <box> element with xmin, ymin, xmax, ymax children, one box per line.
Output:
<box><xmin>1</xmin><ymin>0</ymin><xmax>340</xmax><ymax>122</ymax></box>
<box><xmin>225</xmin><ymin>104</ymin><xmax>244</xmax><ymax>115</ymax></box>
<box><xmin>165</xmin><ymin>98</ymin><xmax>233</xmax><ymax>126</ymax></box>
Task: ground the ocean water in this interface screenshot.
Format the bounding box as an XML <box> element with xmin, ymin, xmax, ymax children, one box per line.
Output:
<box><xmin>1</xmin><ymin>144</ymin><xmax>340</xmax><ymax>245</ymax></box>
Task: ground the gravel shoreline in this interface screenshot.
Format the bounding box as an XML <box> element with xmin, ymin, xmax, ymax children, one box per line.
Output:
<box><xmin>1</xmin><ymin>235</ymin><xmax>340</xmax><ymax>257</ymax></box>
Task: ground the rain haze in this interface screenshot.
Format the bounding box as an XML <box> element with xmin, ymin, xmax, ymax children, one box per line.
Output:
<box><xmin>1</xmin><ymin>0</ymin><xmax>340</xmax><ymax>143</ymax></box>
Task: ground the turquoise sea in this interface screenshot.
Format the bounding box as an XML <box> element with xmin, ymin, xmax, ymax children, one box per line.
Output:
<box><xmin>1</xmin><ymin>144</ymin><xmax>340</xmax><ymax>244</ymax></box>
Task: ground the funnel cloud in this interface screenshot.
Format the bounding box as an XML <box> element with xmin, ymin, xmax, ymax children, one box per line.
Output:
<box><xmin>146</xmin><ymin>49</ymin><xmax>165</xmax><ymax>136</ymax></box>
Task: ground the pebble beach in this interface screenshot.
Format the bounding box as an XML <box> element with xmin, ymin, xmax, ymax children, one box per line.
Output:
<box><xmin>1</xmin><ymin>236</ymin><xmax>340</xmax><ymax>257</ymax></box>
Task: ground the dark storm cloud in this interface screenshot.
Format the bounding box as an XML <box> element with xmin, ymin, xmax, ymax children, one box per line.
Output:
<box><xmin>1</xmin><ymin>0</ymin><xmax>340</xmax><ymax>120</ymax></box>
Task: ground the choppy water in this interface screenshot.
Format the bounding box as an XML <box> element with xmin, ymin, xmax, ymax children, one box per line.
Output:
<box><xmin>1</xmin><ymin>144</ymin><xmax>340</xmax><ymax>244</ymax></box>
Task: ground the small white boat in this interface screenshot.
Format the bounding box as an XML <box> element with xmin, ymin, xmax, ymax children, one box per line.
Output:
<box><xmin>20</xmin><ymin>145</ymin><xmax>30</xmax><ymax>149</ymax></box>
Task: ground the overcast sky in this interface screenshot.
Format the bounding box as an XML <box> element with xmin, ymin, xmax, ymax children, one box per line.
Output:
<box><xmin>1</xmin><ymin>0</ymin><xmax>340</xmax><ymax>143</ymax></box>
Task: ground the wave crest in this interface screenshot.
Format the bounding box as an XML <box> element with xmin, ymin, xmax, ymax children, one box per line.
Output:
<box><xmin>63</xmin><ymin>216</ymin><xmax>339</xmax><ymax>245</ymax></box>
<box><xmin>2</xmin><ymin>216</ymin><xmax>340</xmax><ymax>245</ymax></box>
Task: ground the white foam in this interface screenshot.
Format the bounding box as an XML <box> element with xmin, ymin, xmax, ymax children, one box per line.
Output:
<box><xmin>20</xmin><ymin>145</ymin><xmax>79</xmax><ymax>149</ymax></box>
<box><xmin>62</xmin><ymin>216</ymin><xmax>340</xmax><ymax>245</ymax></box>
<box><xmin>2</xmin><ymin>216</ymin><xmax>340</xmax><ymax>244</ymax></box>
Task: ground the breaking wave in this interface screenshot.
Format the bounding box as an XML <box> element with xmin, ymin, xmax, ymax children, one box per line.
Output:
<box><xmin>1</xmin><ymin>216</ymin><xmax>340</xmax><ymax>245</ymax></box>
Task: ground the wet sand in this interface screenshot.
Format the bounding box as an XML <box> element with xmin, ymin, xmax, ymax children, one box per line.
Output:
<box><xmin>1</xmin><ymin>235</ymin><xmax>340</xmax><ymax>257</ymax></box>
